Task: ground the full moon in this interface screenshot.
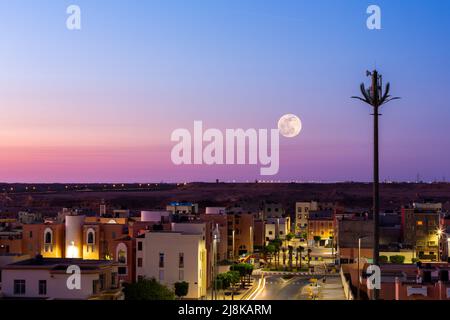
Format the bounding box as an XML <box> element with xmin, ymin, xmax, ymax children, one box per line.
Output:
<box><xmin>278</xmin><ymin>114</ymin><xmax>302</xmax><ymax>138</ymax></box>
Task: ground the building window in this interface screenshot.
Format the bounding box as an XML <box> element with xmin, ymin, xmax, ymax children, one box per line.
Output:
<box><xmin>159</xmin><ymin>270</ymin><xmax>164</xmax><ymax>281</ymax></box>
<box><xmin>44</xmin><ymin>228</ymin><xmax>53</xmax><ymax>253</ymax></box>
<box><xmin>14</xmin><ymin>280</ymin><xmax>26</xmax><ymax>295</ymax></box>
<box><xmin>179</xmin><ymin>253</ymin><xmax>184</xmax><ymax>268</ymax></box>
<box><xmin>99</xmin><ymin>274</ymin><xmax>105</xmax><ymax>290</ymax></box>
<box><xmin>159</xmin><ymin>253</ymin><xmax>164</xmax><ymax>268</ymax></box>
<box><xmin>137</xmin><ymin>242</ymin><xmax>143</xmax><ymax>251</ymax></box>
<box><xmin>118</xmin><ymin>267</ymin><xmax>127</xmax><ymax>275</ymax></box>
<box><xmin>111</xmin><ymin>273</ymin><xmax>117</xmax><ymax>287</ymax></box>
<box><xmin>137</xmin><ymin>258</ymin><xmax>143</xmax><ymax>268</ymax></box>
<box><xmin>39</xmin><ymin>280</ymin><xmax>47</xmax><ymax>295</ymax></box>
<box><xmin>44</xmin><ymin>230</ymin><xmax>52</xmax><ymax>244</ymax></box>
<box><xmin>92</xmin><ymin>280</ymin><xmax>99</xmax><ymax>294</ymax></box>
<box><xmin>112</xmin><ymin>232</ymin><xmax>116</xmax><ymax>239</ymax></box>
<box><xmin>118</xmin><ymin>249</ymin><xmax>126</xmax><ymax>264</ymax></box>
<box><xmin>29</xmin><ymin>231</ymin><xmax>33</xmax><ymax>238</ymax></box>
<box><xmin>87</xmin><ymin>231</ymin><xmax>95</xmax><ymax>244</ymax></box>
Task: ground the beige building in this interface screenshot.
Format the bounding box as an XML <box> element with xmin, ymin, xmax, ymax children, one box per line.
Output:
<box><xmin>136</xmin><ymin>231</ymin><xmax>207</xmax><ymax>299</ymax></box>
<box><xmin>226</xmin><ymin>209</ymin><xmax>255</xmax><ymax>258</ymax></box>
<box><xmin>295</xmin><ymin>201</ymin><xmax>318</xmax><ymax>233</ymax></box>
<box><xmin>265</xmin><ymin>217</ymin><xmax>291</xmax><ymax>242</ymax></box>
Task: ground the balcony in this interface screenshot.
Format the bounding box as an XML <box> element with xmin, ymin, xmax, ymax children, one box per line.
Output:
<box><xmin>407</xmin><ymin>286</ymin><xmax>427</xmax><ymax>297</ymax></box>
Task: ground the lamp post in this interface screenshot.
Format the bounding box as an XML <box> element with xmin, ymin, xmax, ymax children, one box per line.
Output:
<box><xmin>232</xmin><ymin>229</ymin><xmax>235</xmax><ymax>261</ymax></box>
<box><xmin>213</xmin><ymin>224</ymin><xmax>220</xmax><ymax>300</ymax></box>
<box><xmin>357</xmin><ymin>235</ymin><xmax>369</xmax><ymax>300</ymax></box>
<box><xmin>437</xmin><ymin>228</ymin><xmax>443</xmax><ymax>262</ymax></box>
<box><xmin>352</xmin><ymin>70</ymin><xmax>400</xmax><ymax>300</ymax></box>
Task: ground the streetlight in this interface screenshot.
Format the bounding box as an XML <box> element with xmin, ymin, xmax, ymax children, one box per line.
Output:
<box><xmin>352</xmin><ymin>70</ymin><xmax>400</xmax><ymax>300</ymax></box>
<box><xmin>212</xmin><ymin>224</ymin><xmax>220</xmax><ymax>300</ymax></box>
<box><xmin>437</xmin><ymin>227</ymin><xmax>444</xmax><ymax>262</ymax></box>
<box><xmin>232</xmin><ymin>229</ymin><xmax>235</xmax><ymax>261</ymax></box>
<box><xmin>357</xmin><ymin>235</ymin><xmax>369</xmax><ymax>300</ymax></box>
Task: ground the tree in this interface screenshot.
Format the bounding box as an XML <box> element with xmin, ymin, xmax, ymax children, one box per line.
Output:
<box><xmin>286</xmin><ymin>233</ymin><xmax>294</xmax><ymax>242</ymax></box>
<box><xmin>281</xmin><ymin>247</ymin><xmax>287</xmax><ymax>268</ymax></box>
<box><xmin>230</xmin><ymin>263</ymin><xmax>253</xmax><ymax>288</ymax></box>
<box><xmin>285</xmin><ymin>233</ymin><xmax>294</xmax><ymax>247</ymax></box>
<box><xmin>123</xmin><ymin>277</ymin><xmax>175</xmax><ymax>300</ymax></box>
<box><xmin>379</xmin><ymin>255</ymin><xmax>389</xmax><ymax>263</ymax></box>
<box><xmin>313</xmin><ymin>236</ymin><xmax>322</xmax><ymax>247</ymax></box>
<box><xmin>298</xmin><ymin>246</ymin><xmax>305</xmax><ymax>269</ymax></box>
<box><xmin>389</xmin><ymin>255</ymin><xmax>405</xmax><ymax>264</ymax></box>
<box><xmin>352</xmin><ymin>70</ymin><xmax>400</xmax><ymax>300</ymax></box>
<box><xmin>307</xmin><ymin>248</ymin><xmax>312</xmax><ymax>269</ymax></box>
<box><xmin>288</xmin><ymin>245</ymin><xmax>294</xmax><ymax>270</ymax></box>
<box><xmin>174</xmin><ymin>281</ymin><xmax>189</xmax><ymax>299</ymax></box>
<box><xmin>227</xmin><ymin>271</ymin><xmax>240</xmax><ymax>300</ymax></box>
<box><xmin>269</xmin><ymin>239</ymin><xmax>282</xmax><ymax>268</ymax></box>
<box><xmin>265</xmin><ymin>244</ymin><xmax>276</xmax><ymax>268</ymax></box>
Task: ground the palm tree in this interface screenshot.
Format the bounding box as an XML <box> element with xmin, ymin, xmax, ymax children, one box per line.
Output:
<box><xmin>288</xmin><ymin>245</ymin><xmax>294</xmax><ymax>270</ymax></box>
<box><xmin>352</xmin><ymin>69</ymin><xmax>400</xmax><ymax>300</ymax></box>
<box><xmin>307</xmin><ymin>248</ymin><xmax>312</xmax><ymax>270</ymax></box>
<box><xmin>298</xmin><ymin>246</ymin><xmax>305</xmax><ymax>269</ymax></box>
<box><xmin>274</xmin><ymin>245</ymin><xmax>280</xmax><ymax>269</ymax></box>
<box><xmin>281</xmin><ymin>247</ymin><xmax>287</xmax><ymax>269</ymax></box>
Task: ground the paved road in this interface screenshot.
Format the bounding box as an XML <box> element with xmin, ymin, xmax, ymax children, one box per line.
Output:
<box><xmin>253</xmin><ymin>275</ymin><xmax>311</xmax><ymax>300</ymax></box>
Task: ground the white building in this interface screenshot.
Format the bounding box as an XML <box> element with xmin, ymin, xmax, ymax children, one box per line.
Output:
<box><xmin>295</xmin><ymin>201</ymin><xmax>318</xmax><ymax>233</ymax></box>
<box><xmin>136</xmin><ymin>231</ymin><xmax>207</xmax><ymax>299</ymax></box>
<box><xmin>1</xmin><ymin>257</ymin><xmax>122</xmax><ymax>300</ymax></box>
<box><xmin>265</xmin><ymin>217</ymin><xmax>291</xmax><ymax>242</ymax></box>
<box><xmin>141</xmin><ymin>210</ymin><xmax>171</xmax><ymax>222</ymax></box>
<box><xmin>205</xmin><ymin>207</ymin><xmax>226</xmax><ymax>215</ymax></box>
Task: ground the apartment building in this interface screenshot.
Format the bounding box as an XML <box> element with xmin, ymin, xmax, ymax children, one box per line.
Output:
<box><xmin>265</xmin><ymin>217</ymin><xmax>291</xmax><ymax>242</ymax></box>
<box><xmin>295</xmin><ymin>201</ymin><xmax>318</xmax><ymax>233</ymax></box>
<box><xmin>1</xmin><ymin>256</ymin><xmax>122</xmax><ymax>300</ymax></box>
<box><xmin>307</xmin><ymin>210</ymin><xmax>334</xmax><ymax>246</ymax></box>
<box><xmin>402</xmin><ymin>202</ymin><xmax>442</xmax><ymax>261</ymax></box>
<box><xmin>136</xmin><ymin>231</ymin><xmax>207</xmax><ymax>299</ymax></box>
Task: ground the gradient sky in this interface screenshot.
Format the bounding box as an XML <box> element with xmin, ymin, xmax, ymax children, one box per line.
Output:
<box><xmin>0</xmin><ymin>0</ymin><xmax>449</xmax><ymax>183</ymax></box>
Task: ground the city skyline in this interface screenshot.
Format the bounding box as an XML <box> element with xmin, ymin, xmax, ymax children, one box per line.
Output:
<box><xmin>1</xmin><ymin>0</ymin><xmax>450</xmax><ymax>182</ymax></box>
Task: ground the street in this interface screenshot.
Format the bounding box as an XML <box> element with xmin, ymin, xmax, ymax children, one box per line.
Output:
<box><xmin>248</xmin><ymin>274</ymin><xmax>346</xmax><ymax>300</ymax></box>
<box><xmin>251</xmin><ymin>275</ymin><xmax>311</xmax><ymax>300</ymax></box>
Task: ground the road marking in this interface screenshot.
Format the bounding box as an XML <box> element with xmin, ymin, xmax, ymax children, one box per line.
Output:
<box><xmin>246</xmin><ymin>276</ymin><xmax>263</xmax><ymax>300</ymax></box>
<box><xmin>251</xmin><ymin>276</ymin><xmax>266</xmax><ymax>300</ymax></box>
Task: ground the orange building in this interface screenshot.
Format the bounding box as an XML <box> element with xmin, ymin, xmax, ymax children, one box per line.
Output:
<box><xmin>22</xmin><ymin>223</ymin><xmax>65</xmax><ymax>258</ymax></box>
<box><xmin>345</xmin><ymin>262</ymin><xmax>450</xmax><ymax>300</ymax></box>
<box><xmin>307</xmin><ymin>211</ymin><xmax>334</xmax><ymax>246</ymax></box>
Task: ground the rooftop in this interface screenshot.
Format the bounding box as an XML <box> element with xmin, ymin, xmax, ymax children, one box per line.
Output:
<box><xmin>3</xmin><ymin>257</ymin><xmax>116</xmax><ymax>271</ymax></box>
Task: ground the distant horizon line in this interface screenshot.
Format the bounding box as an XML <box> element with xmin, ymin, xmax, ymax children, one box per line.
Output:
<box><xmin>0</xmin><ymin>180</ymin><xmax>448</xmax><ymax>185</ymax></box>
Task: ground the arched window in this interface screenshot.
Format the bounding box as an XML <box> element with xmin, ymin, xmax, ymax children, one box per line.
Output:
<box><xmin>116</xmin><ymin>243</ymin><xmax>127</xmax><ymax>265</ymax></box>
<box><xmin>44</xmin><ymin>228</ymin><xmax>53</xmax><ymax>253</ymax></box>
<box><xmin>87</xmin><ymin>229</ymin><xmax>95</xmax><ymax>244</ymax></box>
<box><xmin>86</xmin><ymin>228</ymin><xmax>96</xmax><ymax>253</ymax></box>
<box><xmin>44</xmin><ymin>228</ymin><xmax>52</xmax><ymax>244</ymax></box>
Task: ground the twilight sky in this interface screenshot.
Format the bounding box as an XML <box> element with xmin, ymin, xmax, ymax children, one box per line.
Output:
<box><xmin>0</xmin><ymin>0</ymin><xmax>449</xmax><ymax>183</ymax></box>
